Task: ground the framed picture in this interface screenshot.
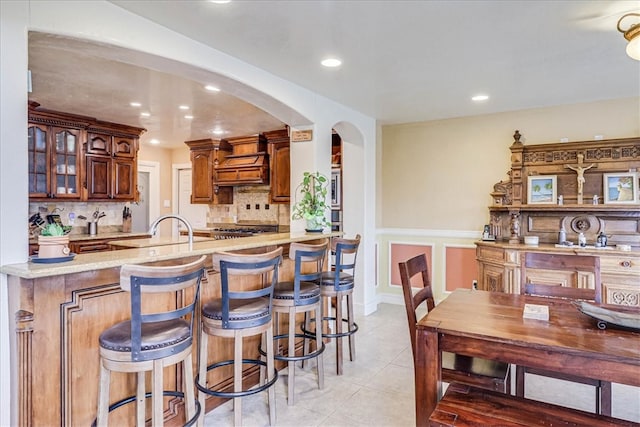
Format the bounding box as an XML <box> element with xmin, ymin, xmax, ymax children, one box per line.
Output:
<box><xmin>527</xmin><ymin>175</ymin><xmax>557</xmax><ymax>204</ymax></box>
<box><xmin>603</xmin><ymin>172</ymin><xmax>638</xmax><ymax>204</ymax></box>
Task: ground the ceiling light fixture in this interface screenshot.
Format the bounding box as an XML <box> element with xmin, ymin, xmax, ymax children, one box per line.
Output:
<box><xmin>617</xmin><ymin>13</ymin><xmax>640</xmax><ymax>60</ymax></box>
<box><xmin>472</xmin><ymin>94</ymin><xmax>489</xmax><ymax>102</ymax></box>
<box><xmin>130</xmin><ymin>102</ymin><xmax>141</xmax><ymax>107</ymax></box>
<box><xmin>184</xmin><ymin>115</ymin><xmax>194</xmax><ymax>119</ymax></box>
<box><xmin>149</xmin><ymin>139</ymin><xmax>160</xmax><ymax>145</ymax></box>
<box><xmin>140</xmin><ymin>112</ymin><xmax>151</xmax><ymax>117</ymax></box>
<box><xmin>211</xmin><ymin>129</ymin><xmax>224</xmax><ymax>135</ymax></box>
<box><xmin>321</xmin><ymin>58</ymin><xmax>342</xmax><ymax>68</ymax></box>
<box><xmin>179</xmin><ymin>105</ymin><xmax>189</xmax><ymax>110</ymax></box>
<box><xmin>205</xmin><ymin>85</ymin><xmax>220</xmax><ymax>92</ymax></box>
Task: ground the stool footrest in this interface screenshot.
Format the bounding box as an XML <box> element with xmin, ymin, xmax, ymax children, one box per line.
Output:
<box><xmin>195</xmin><ymin>358</ymin><xmax>278</xmax><ymax>399</ymax></box>
<box><xmin>302</xmin><ymin>316</ymin><xmax>358</xmax><ymax>338</ymax></box>
<box><xmin>259</xmin><ymin>333</ymin><xmax>326</xmax><ymax>362</ymax></box>
<box><xmin>92</xmin><ymin>390</ymin><xmax>201</xmax><ymax>427</ymax></box>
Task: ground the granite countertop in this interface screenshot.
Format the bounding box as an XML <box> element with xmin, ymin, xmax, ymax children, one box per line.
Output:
<box><xmin>109</xmin><ymin>235</ymin><xmax>215</xmax><ymax>248</ymax></box>
<box><xmin>3</xmin><ymin>231</ymin><xmax>340</xmax><ymax>279</ymax></box>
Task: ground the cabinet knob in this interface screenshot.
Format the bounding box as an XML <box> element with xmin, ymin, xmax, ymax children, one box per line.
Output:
<box><xmin>620</xmin><ymin>260</ymin><xmax>632</xmax><ymax>268</ymax></box>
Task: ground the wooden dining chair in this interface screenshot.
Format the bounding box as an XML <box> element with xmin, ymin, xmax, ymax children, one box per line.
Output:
<box><xmin>399</xmin><ymin>253</ymin><xmax>510</xmax><ymax>393</ymax></box>
<box><xmin>519</xmin><ymin>252</ymin><xmax>611</xmax><ymax>416</ymax></box>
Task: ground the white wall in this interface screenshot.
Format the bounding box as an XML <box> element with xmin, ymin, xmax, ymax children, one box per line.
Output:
<box><xmin>0</xmin><ymin>1</ymin><xmax>377</xmax><ymax>424</ymax></box>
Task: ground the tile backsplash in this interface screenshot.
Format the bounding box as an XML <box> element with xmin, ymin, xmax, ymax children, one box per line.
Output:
<box><xmin>30</xmin><ymin>185</ymin><xmax>291</xmax><ymax>235</ymax></box>
<box><xmin>208</xmin><ymin>185</ymin><xmax>290</xmax><ymax>225</ymax></box>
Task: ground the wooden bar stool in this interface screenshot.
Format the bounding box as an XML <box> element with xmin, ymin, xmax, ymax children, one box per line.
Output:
<box><xmin>304</xmin><ymin>235</ymin><xmax>360</xmax><ymax>375</ymax></box>
<box><xmin>270</xmin><ymin>239</ymin><xmax>327</xmax><ymax>405</ymax></box>
<box><xmin>196</xmin><ymin>247</ymin><xmax>282</xmax><ymax>427</ymax></box>
<box><xmin>95</xmin><ymin>255</ymin><xmax>206</xmax><ymax>427</ymax></box>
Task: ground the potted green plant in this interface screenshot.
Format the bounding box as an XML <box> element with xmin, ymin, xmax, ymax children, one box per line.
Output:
<box><xmin>37</xmin><ymin>223</ymin><xmax>71</xmax><ymax>258</ymax></box>
<box><xmin>291</xmin><ymin>171</ymin><xmax>331</xmax><ymax>232</ymax></box>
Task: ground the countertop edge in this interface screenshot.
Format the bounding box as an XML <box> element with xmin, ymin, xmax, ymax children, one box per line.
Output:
<box><xmin>3</xmin><ymin>232</ymin><xmax>340</xmax><ymax>279</ymax></box>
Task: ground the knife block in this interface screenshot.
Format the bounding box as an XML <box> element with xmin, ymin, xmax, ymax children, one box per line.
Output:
<box><xmin>122</xmin><ymin>217</ymin><xmax>132</xmax><ymax>233</ymax></box>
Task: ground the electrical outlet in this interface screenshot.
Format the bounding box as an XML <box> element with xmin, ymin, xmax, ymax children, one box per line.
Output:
<box><xmin>472</xmin><ymin>280</ymin><xmax>478</xmax><ymax>290</ymax></box>
<box><xmin>264</xmin><ymin>204</ymin><xmax>269</xmax><ymax>210</ymax></box>
<box><xmin>255</xmin><ymin>204</ymin><xmax>260</xmax><ymax>210</ymax></box>
<box><xmin>246</xmin><ymin>204</ymin><xmax>251</xmax><ymax>210</ymax></box>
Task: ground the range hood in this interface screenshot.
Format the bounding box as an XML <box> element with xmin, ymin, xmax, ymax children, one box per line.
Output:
<box><xmin>215</xmin><ymin>134</ymin><xmax>269</xmax><ymax>186</ymax></box>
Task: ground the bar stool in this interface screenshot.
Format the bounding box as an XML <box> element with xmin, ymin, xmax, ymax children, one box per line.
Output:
<box><xmin>270</xmin><ymin>239</ymin><xmax>328</xmax><ymax>405</ymax></box>
<box><xmin>196</xmin><ymin>247</ymin><xmax>282</xmax><ymax>427</ymax></box>
<box><xmin>95</xmin><ymin>255</ymin><xmax>207</xmax><ymax>427</ymax></box>
<box><xmin>304</xmin><ymin>235</ymin><xmax>361</xmax><ymax>375</ymax></box>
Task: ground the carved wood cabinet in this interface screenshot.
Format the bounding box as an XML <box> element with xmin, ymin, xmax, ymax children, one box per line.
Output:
<box><xmin>184</xmin><ymin>138</ymin><xmax>234</xmax><ymax>204</ymax></box>
<box><xmin>28</xmin><ymin>103</ymin><xmax>145</xmax><ymax>202</ymax></box>
<box><xmin>476</xmin><ymin>132</ymin><xmax>640</xmax><ymax>306</ymax></box>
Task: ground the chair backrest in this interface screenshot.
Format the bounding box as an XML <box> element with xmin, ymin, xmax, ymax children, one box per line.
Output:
<box><xmin>330</xmin><ymin>234</ymin><xmax>361</xmax><ymax>291</ymax></box>
<box><xmin>119</xmin><ymin>255</ymin><xmax>207</xmax><ymax>361</ymax></box>
<box><xmin>520</xmin><ymin>252</ymin><xmax>601</xmax><ymax>302</ymax></box>
<box><xmin>398</xmin><ymin>253</ymin><xmax>435</xmax><ymax>360</ymax></box>
<box><xmin>289</xmin><ymin>239</ymin><xmax>328</xmax><ymax>303</ymax></box>
<box><xmin>212</xmin><ymin>246</ymin><xmax>283</xmax><ymax>328</ymax></box>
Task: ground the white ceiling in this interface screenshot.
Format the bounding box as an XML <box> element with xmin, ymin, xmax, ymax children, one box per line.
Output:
<box><xmin>28</xmin><ymin>1</ymin><xmax>640</xmax><ymax>149</ymax></box>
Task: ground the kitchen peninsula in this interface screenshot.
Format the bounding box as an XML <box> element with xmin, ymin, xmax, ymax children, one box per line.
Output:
<box><xmin>2</xmin><ymin>231</ymin><xmax>341</xmax><ymax>426</ymax></box>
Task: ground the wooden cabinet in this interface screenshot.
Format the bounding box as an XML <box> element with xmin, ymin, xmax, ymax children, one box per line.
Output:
<box><xmin>476</xmin><ymin>132</ymin><xmax>640</xmax><ymax>306</ymax></box>
<box><xmin>28</xmin><ymin>103</ymin><xmax>144</xmax><ymax>202</ymax></box>
<box><xmin>184</xmin><ymin>138</ymin><xmax>233</xmax><ymax>204</ymax></box>
<box><xmin>28</xmin><ymin>118</ymin><xmax>84</xmax><ymax>200</ymax></box>
<box><xmin>264</xmin><ymin>129</ymin><xmax>290</xmax><ymax>203</ymax></box>
<box><xmin>84</xmin><ymin>124</ymin><xmax>142</xmax><ymax>201</ymax></box>
<box><xmin>476</xmin><ymin>241</ymin><xmax>640</xmax><ymax>307</ymax></box>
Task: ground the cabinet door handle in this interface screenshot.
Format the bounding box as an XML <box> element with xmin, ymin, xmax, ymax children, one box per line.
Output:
<box><xmin>620</xmin><ymin>260</ymin><xmax>632</xmax><ymax>268</ymax></box>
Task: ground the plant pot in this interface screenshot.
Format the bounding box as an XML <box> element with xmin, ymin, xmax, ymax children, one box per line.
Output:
<box><xmin>305</xmin><ymin>217</ymin><xmax>324</xmax><ymax>233</ymax></box>
<box><xmin>37</xmin><ymin>235</ymin><xmax>70</xmax><ymax>259</ymax></box>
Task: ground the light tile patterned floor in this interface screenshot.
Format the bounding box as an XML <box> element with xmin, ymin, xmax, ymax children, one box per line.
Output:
<box><xmin>204</xmin><ymin>303</ymin><xmax>640</xmax><ymax>426</ymax></box>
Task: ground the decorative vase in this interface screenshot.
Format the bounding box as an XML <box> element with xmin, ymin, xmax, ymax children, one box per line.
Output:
<box><xmin>305</xmin><ymin>217</ymin><xmax>324</xmax><ymax>233</ymax></box>
<box><xmin>37</xmin><ymin>235</ymin><xmax>70</xmax><ymax>258</ymax></box>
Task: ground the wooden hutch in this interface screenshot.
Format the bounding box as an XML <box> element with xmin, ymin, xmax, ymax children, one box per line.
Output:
<box><xmin>476</xmin><ymin>131</ymin><xmax>640</xmax><ymax>306</ymax></box>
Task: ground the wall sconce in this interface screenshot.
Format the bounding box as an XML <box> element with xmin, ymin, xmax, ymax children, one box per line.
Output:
<box><xmin>617</xmin><ymin>13</ymin><xmax>640</xmax><ymax>60</ymax></box>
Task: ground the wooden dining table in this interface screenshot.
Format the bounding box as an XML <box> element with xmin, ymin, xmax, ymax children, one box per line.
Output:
<box><xmin>414</xmin><ymin>289</ymin><xmax>640</xmax><ymax>426</ymax></box>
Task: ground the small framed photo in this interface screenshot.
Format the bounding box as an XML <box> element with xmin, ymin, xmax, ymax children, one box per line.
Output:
<box><xmin>603</xmin><ymin>172</ymin><xmax>638</xmax><ymax>204</ymax></box>
<box><xmin>527</xmin><ymin>175</ymin><xmax>557</xmax><ymax>204</ymax></box>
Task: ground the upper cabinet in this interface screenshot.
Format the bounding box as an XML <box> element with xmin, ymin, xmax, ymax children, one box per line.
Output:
<box><xmin>28</xmin><ymin>103</ymin><xmax>145</xmax><ymax>202</ymax></box>
<box><xmin>487</xmin><ymin>131</ymin><xmax>640</xmax><ymax>246</ymax></box>
<box><xmin>184</xmin><ymin>138</ymin><xmax>234</xmax><ymax>204</ymax></box>
<box><xmin>264</xmin><ymin>128</ymin><xmax>290</xmax><ymax>203</ymax></box>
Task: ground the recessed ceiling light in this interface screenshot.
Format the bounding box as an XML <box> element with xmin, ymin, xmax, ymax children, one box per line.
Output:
<box><xmin>184</xmin><ymin>115</ymin><xmax>194</xmax><ymax>119</ymax></box>
<box><xmin>209</xmin><ymin>0</ymin><xmax>231</xmax><ymax>3</ymax></box>
<box><xmin>179</xmin><ymin>105</ymin><xmax>189</xmax><ymax>110</ymax></box>
<box><xmin>130</xmin><ymin>102</ymin><xmax>141</xmax><ymax>107</ymax></box>
<box><xmin>321</xmin><ymin>58</ymin><xmax>342</xmax><ymax>67</ymax></box>
<box><xmin>211</xmin><ymin>129</ymin><xmax>224</xmax><ymax>135</ymax></box>
<box><xmin>140</xmin><ymin>112</ymin><xmax>151</xmax><ymax>117</ymax></box>
<box><xmin>205</xmin><ymin>85</ymin><xmax>220</xmax><ymax>92</ymax></box>
<box><xmin>149</xmin><ymin>139</ymin><xmax>160</xmax><ymax>145</ymax></box>
<box><xmin>472</xmin><ymin>94</ymin><xmax>489</xmax><ymax>102</ymax></box>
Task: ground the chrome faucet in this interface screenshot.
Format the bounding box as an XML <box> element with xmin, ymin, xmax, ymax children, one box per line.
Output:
<box><xmin>148</xmin><ymin>214</ymin><xmax>194</xmax><ymax>250</ymax></box>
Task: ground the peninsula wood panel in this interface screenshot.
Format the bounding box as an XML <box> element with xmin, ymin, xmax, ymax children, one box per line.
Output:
<box><xmin>7</xmin><ymin>249</ymin><xmax>301</xmax><ymax>426</ymax></box>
